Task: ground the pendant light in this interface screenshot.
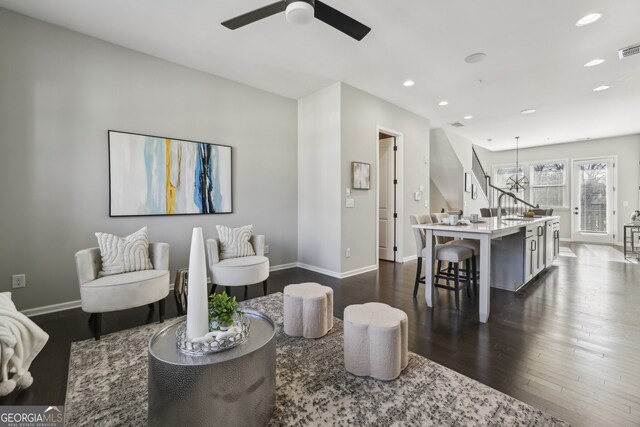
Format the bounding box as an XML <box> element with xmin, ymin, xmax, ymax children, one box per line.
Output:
<box><xmin>506</xmin><ymin>136</ymin><xmax>529</xmax><ymax>192</ymax></box>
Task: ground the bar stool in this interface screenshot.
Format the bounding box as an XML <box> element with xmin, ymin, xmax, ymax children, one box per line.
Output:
<box><xmin>410</xmin><ymin>215</ymin><xmax>474</xmax><ymax>310</ymax></box>
<box><xmin>432</xmin><ymin>245</ymin><xmax>474</xmax><ymax>309</ymax></box>
<box><xmin>447</xmin><ymin>239</ymin><xmax>479</xmax><ymax>294</ymax></box>
<box><xmin>430</xmin><ymin>212</ymin><xmax>479</xmax><ymax>293</ymax></box>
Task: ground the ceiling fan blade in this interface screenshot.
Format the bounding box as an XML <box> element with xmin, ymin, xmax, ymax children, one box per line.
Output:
<box><xmin>314</xmin><ymin>1</ymin><xmax>371</xmax><ymax>41</ymax></box>
<box><xmin>222</xmin><ymin>1</ymin><xmax>287</xmax><ymax>30</ymax></box>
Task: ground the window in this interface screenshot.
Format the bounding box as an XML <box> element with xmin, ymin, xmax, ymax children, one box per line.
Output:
<box><xmin>529</xmin><ymin>162</ymin><xmax>567</xmax><ymax>208</ymax></box>
<box><xmin>493</xmin><ymin>165</ymin><xmax>525</xmax><ymax>192</ymax></box>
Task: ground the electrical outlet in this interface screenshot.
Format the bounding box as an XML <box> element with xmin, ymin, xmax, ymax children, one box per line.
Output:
<box><xmin>424</xmin><ymin>200</ymin><xmax>428</xmax><ymax>208</ymax></box>
<box><xmin>264</xmin><ymin>245</ymin><xmax>269</xmax><ymax>254</ymax></box>
<box><xmin>345</xmin><ymin>248</ymin><xmax>351</xmax><ymax>258</ymax></box>
<box><xmin>12</xmin><ymin>274</ymin><xmax>26</xmax><ymax>289</ymax></box>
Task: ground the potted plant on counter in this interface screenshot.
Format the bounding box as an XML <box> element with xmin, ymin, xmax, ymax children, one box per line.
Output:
<box><xmin>208</xmin><ymin>292</ymin><xmax>241</xmax><ymax>331</ymax></box>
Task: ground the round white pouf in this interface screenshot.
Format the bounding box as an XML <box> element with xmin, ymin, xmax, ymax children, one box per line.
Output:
<box><xmin>283</xmin><ymin>283</ymin><xmax>334</xmax><ymax>338</ymax></box>
<box><xmin>343</xmin><ymin>302</ymin><xmax>408</xmax><ymax>381</ymax></box>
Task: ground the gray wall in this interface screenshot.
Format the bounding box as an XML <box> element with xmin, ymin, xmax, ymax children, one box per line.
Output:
<box><xmin>475</xmin><ymin>135</ymin><xmax>640</xmax><ymax>242</ymax></box>
<box><xmin>297</xmin><ymin>83</ymin><xmax>342</xmax><ymax>273</ymax></box>
<box><xmin>0</xmin><ymin>8</ymin><xmax>298</xmax><ymax>310</ymax></box>
<box><xmin>341</xmin><ymin>83</ymin><xmax>430</xmax><ymax>268</ymax></box>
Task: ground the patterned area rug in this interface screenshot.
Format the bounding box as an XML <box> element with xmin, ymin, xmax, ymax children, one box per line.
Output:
<box><xmin>65</xmin><ymin>293</ymin><xmax>569</xmax><ymax>426</ymax></box>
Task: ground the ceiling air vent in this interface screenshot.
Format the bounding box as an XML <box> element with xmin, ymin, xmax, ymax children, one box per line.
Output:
<box><xmin>450</xmin><ymin>122</ymin><xmax>464</xmax><ymax>128</ymax></box>
<box><xmin>618</xmin><ymin>43</ymin><xmax>640</xmax><ymax>59</ymax></box>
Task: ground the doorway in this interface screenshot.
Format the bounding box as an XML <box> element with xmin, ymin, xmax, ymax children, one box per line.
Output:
<box><xmin>377</xmin><ymin>128</ymin><xmax>403</xmax><ymax>263</ymax></box>
<box><xmin>571</xmin><ymin>157</ymin><xmax>616</xmax><ymax>244</ymax></box>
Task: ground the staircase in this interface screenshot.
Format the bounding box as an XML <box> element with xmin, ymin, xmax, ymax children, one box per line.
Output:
<box><xmin>472</xmin><ymin>147</ymin><xmax>540</xmax><ymax>216</ymax></box>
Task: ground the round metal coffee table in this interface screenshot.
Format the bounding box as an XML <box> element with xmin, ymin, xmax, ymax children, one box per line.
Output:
<box><xmin>148</xmin><ymin>310</ymin><xmax>276</xmax><ymax>427</ymax></box>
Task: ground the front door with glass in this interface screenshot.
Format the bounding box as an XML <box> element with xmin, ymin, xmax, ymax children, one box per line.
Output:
<box><xmin>571</xmin><ymin>157</ymin><xmax>615</xmax><ymax>244</ymax></box>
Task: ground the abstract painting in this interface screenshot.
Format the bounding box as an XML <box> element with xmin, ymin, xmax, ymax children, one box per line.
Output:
<box><xmin>108</xmin><ymin>131</ymin><xmax>232</xmax><ymax>216</ymax></box>
<box><xmin>352</xmin><ymin>162</ymin><xmax>370</xmax><ymax>190</ymax></box>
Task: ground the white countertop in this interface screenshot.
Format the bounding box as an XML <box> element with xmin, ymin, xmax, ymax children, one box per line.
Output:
<box><xmin>413</xmin><ymin>215</ymin><xmax>560</xmax><ymax>236</ymax></box>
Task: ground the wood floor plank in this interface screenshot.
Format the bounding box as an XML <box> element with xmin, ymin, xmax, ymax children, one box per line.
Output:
<box><xmin>1</xmin><ymin>243</ymin><xmax>639</xmax><ymax>427</ymax></box>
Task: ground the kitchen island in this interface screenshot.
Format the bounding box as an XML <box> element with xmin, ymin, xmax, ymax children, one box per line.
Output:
<box><xmin>413</xmin><ymin>216</ymin><xmax>560</xmax><ymax>323</ymax></box>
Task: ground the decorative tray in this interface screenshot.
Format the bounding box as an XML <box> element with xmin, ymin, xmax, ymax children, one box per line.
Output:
<box><xmin>176</xmin><ymin>312</ymin><xmax>250</xmax><ymax>355</ymax></box>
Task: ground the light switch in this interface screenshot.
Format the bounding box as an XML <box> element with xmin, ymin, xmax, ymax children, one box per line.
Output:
<box><xmin>345</xmin><ymin>188</ymin><xmax>351</xmax><ymax>196</ymax></box>
<box><xmin>414</xmin><ymin>192</ymin><xmax>421</xmax><ymax>201</ymax></box>
<box><xmin>623</xmin><ymin>201</ymin><xmax>629</xmax><ymax>207</ymax></box>
<box><xmin>346</xmin><ymin>198</ymin><xmax>355</xmax><ymax>208</ymax></box>
<box><xmin>424</xmin><ymin>200</ymin><xmax>428</xmax><ymax>208</ymax></box>
<box><xmin>419</xmin><ymin>185</ymin><xmax>424</xmax><ymax>192</ymax></box>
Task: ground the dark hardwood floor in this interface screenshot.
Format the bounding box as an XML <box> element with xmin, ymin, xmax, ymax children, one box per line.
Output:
<box><xmin>1</xmin><ymin>243</ymin><xmax>639</xmax><ymax>426</ymax></box>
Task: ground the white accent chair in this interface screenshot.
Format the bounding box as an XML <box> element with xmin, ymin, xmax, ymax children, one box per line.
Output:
<box><xmin>74</xmin><ymin>243</ymin><xmax>170</xmax><ymax>340</ymax></box>
<box><xmin>206</xmin><ymin>235</ymin><xmax>269</xmax><ymax>299</ymax></box>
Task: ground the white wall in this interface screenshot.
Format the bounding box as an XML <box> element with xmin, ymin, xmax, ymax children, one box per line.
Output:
<box><xmin>442</xmin><ymin>129</ymin><xmax>490</xmax><ymax>216</ymax></box>
<box><xmin>430</xmin><ymin>180</ymin><xmax>451</xmax><ymax>213</ymax></box>
<box><xmin>429</xmin><ymin>129</ymin><xmax>463</xmax><ymax>210</ymax></box>
<box><xmin>0</xmin><ymin>8</ymin><xmax>298</xmax><ymax>310</ymax></box>
<box><xmin>297</xmin><ymin>83</ymin><xmax>342</xmax><ymax>273</ymax></box>
<box><xmin>341</xmin><ymin>83</ymin><xmax>430</xmax><ymax>268</ymax></box>
<box><xmin>477</xmin><ymin>135</ymin><xmax>640</xmax><ymax>242</ymax></box>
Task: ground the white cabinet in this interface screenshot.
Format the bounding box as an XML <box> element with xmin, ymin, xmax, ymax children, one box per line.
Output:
<box><xmin>552</xmin><ymin>220</ymin><xmax>560</xmax><ymax>261</ymax></box>
<box><xmin>524</xmin><ymin>225</ymin><xmax>536</xmax><ymax>283</ymax></box>
<box><xmin>545</xmin><ymin>220</ymin><xmax>554</xmax><ymax>267</ymax></box>
<box><xmin>535</xmin><ymin>224</ymin><xmax>545</xmax><ymax>275</ymax></box>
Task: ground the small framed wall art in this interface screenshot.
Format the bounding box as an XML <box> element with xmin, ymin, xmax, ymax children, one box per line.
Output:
<box><xmin>352</xmin><ymin>162</ymin><xmax>371</xmax><ymax>190</ymax></box>
<box><xmin>464</xmin><ymin>172</ymin><xmax>472</xmax><ymax>193</ymax></box>
<box><xmin>471</xmin><ymin>184</ymin><xmax>478</xmax><ymax>200</ymax></box>
<box><xmin>108</xmin><ymin>130</ymin><xmax>232</xmax><ymax>216</ymax></box>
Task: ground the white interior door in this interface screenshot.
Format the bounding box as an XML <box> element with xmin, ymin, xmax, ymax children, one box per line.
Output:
<box><xmin>571</xmin><ymin>157</ymin><xmax>615</xmax><ymax>244</ymax></box>
<box><xmin>378</xmin><ymin>137</ymin><xmax>395</xmax><ymax>260</ymax></box>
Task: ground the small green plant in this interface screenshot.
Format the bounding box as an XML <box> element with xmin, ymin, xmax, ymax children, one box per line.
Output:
<box><xmin>208</xmin><ymin>292</ymin><xmax>241</xmax><ymax>329</ymax></box>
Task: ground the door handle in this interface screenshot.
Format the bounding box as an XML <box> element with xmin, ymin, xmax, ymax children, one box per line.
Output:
<box><xmin>574</xmin><ymin>212</ymin><xmax>579</xmax><ymax>215</ymax></box>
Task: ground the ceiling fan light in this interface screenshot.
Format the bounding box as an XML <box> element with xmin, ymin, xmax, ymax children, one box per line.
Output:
<box><xmin>286</xmin><ymin>2</ymin><xmax>314</xmax><ymax>25</ymax></box>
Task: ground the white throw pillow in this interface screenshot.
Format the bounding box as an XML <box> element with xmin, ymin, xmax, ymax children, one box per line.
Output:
<box><xmin>95</xmin><ymin>227</ymin><xmax>154</xmax><ymax>276</ymax></box>
<box><xmin>216</xmin><ymin>225</ymin><xmax>255</xmax><ymax>260</ymax></box>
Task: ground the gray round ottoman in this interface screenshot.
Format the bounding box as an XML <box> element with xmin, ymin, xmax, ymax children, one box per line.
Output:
<box><xmin>147</xmin><ymin>310</ymin><xmax>276</xmax><ymax>426</ymax></box>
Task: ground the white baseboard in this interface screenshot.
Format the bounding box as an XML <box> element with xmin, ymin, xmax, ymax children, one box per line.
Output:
<box><xmin>403</xmin><ymin>255</ymin><xmax>417</xmax><ymax>262</ymax></box>
<box><xmin>270</xmin><ymin>262</ymin><xmax>298</xmax><ymax>272</ymax></box>
<box><xmin>561</xmin><ymin>238</ymin><xmax>624</xmax><ymax>247</ymax></box>
<box><xmin>295</xmin><ymin>262</ymin><xmax>378</xmax><ymax>279</ymax></box>
<box><xmin>339</xmin><ymin>264</ymin><xmax>378</xmax><ymax>278</ymax></box>
<box><xmin>20</xmin><ymin>261</ymin><xmax>377</xmax><ymax>317</ymax></box>
<box><xmin>296</xmin><ymin>263</ymin><xmax>342</xmax><ymax>278</ymax></box>
<box><xmin>22</xmin><ymin>299</ymin><xmax>82</xmax><ymax>318</ymax></box>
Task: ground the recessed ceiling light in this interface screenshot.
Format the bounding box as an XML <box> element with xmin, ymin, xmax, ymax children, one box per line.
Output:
<box><xmin>438</xmin><ymin>100</ymin><xmax>449</xmax><ymax>106</ymax></box>
<box><xmin>593</xmin><ymin>85</ymin><xmax>610</xmax><ymax>92</ymax></box>
<box><xmin>403</xmin><ymin>80</ymin><xmax>415</xmax><ymax>87</ymax></box>
<box><xmin>576</xmin><ymin>13</ymin><xmax>602</xmax><ymax>27</ymax></box>
<box><xmin>463</xmin><ymin>115</ymin><xmax>473</xmax><ymax>120</ymax></box>
<box><xmin>464</xmin><ymin>53</ymin><xmax>487</xmax><ymax>64</ymax></box>
<box><xmin>520</xmin><ymin>109</ymin><xmax>537</xmax><ymax>115</ymax></box>
<box><xmin>584</xmin><ymin>59</ymin><xmax>605</xmax><ymax>67</ymax></box>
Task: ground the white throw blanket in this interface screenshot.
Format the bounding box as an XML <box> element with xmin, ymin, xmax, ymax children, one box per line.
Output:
<box><xmin>0</xmin><ymin>292</ymin><xmax>49</xmax><ymax>396</ymax></box>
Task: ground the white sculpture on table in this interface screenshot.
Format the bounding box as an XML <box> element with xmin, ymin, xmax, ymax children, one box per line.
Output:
<box><xmin>186</xmin><ymin>227</ymin><xmax>209</xmax><ymax>340</ymax></box>
<box><xmin>0</xmin><ymin>292</ymin><xmax>49</xmax><ymax>396</ymax></box>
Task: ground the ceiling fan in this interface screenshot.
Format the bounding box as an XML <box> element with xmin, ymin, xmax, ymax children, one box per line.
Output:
<box><xmin>221</xmin><ymin>0</ymin><xmax>371</xmax><ymax>41</ymax></box>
